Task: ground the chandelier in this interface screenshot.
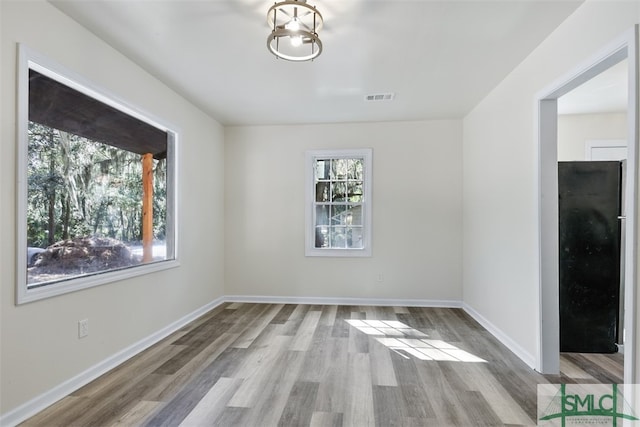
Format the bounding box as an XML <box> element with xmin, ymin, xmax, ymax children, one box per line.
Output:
<box><xmin>267</xmin><ymin>0</ymin><xmax>323</xmax><ymax>62</ymax></box>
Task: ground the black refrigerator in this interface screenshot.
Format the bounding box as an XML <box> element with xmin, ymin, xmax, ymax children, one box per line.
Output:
<box><xmin>558</xmin><ymin>161</ymin><xmax>622</xmax><ymax>353</ymax></box>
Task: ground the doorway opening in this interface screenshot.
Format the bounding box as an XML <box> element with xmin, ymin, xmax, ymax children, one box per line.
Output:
<box><xmin>538</xmin><ymin>27</ymin><xmax>638</xmax><ymax>384</ymax></box>
<box><xmin>557</xmin><ymin>61</ymin><xmax>627</xmax><ymax>371</ymax></box>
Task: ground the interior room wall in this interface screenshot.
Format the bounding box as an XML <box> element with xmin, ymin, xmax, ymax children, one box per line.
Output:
<box><xmin>462</xmin><ymin>0</ymin><xmax>639</xmax><ymax>368</ymax></box>
<box><xmin>224</xmin><ymin>120</ymin><xmax>462</xmax><ymax>302</ymax></box>
<box><xmin>558</xmin><ymin>113</ymin><xmax>627</xmax><ymax>161</ymax></box>
<box><xmin>1</xmin><ymin>1</ymin><xmax>225</xmax><ymax>416</ymax></box>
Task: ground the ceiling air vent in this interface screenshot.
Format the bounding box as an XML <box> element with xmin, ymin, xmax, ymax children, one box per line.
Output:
<box><xmin>365</xmin><ymin>93</ymin><xmax>395</xmax><ymax>102</ymax></box>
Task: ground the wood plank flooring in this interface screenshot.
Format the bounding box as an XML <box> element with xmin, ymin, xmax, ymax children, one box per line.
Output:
<box><xmin>559</xmin><ymin>352</ymin><xmax>623</xmax><ymax>384</ymax></box>
<box><xmin>20</xmin><ymin>303</ymin><xmax>623</xmax><ymax>427</ymax></box>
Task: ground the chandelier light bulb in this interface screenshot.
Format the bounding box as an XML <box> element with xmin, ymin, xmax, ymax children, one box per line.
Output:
<box><xmin>290</xmin><ymin>34</ymin><xmax>303</xmax><ymax>47</ymax></box>
<box><xmin>285</xmin><ymin>17</ymin><xmax>300</xmax><ymax>31</ymax></box>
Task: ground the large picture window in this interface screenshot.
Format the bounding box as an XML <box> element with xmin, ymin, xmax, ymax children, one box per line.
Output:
<box><xmin>305</xmin><ymin>149</ymin><xmax>372</xmax><ymax>257</ymax></box>
<box><xmin>17</xmin><ymin>45</ymin><xmax>177</xmax><ymax>304</ymax></box>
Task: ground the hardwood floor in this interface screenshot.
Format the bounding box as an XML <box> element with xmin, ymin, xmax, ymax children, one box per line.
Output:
<box><xmin>20</xmin><ymin>303</ymin><xmax>623</xmax><ymax>427</ymax></box>
<box><xmin>559</xmin><ymin>352</ymin><xmax>623</xmax><ymax>384</ymax></box>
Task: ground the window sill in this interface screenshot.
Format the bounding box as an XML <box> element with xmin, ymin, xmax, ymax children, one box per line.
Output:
<box><xmin>305</xmin><ymin>248</ymin><xmax>372</xmax><ymax>257</ymax></box>
<box><xmin>17</xmin><ymin>259</ymin><xmax>180</xmax><ymax>305</ymax></box>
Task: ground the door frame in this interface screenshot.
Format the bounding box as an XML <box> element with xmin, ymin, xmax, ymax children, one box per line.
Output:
<box><xmin>536</xmin><ymin>25</ymin><xmax>639</xmax><ymax>382</ymax></box>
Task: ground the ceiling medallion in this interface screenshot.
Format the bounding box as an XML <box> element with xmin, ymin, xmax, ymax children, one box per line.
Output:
<box><xmin>267</xmin><ymin>0</ymin><xmax>323</xmax><ymax>62</ymax></box>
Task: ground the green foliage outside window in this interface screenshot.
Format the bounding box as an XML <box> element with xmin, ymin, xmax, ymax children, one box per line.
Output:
<box><xmin>27</xmin><ymin>121</ymin><xmax>167</xmax><ymax>250</ymax></box>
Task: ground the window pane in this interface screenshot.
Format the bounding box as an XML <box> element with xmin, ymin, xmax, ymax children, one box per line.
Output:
<box><xmin>316</xmin><ymin>159</ymin><xmax>330</xmax><ymax>180</ymax></box>
<box><xmin>315</xmin><ymin>205</ymin><xmax>330</xmax><ymax>226</ymax></box>
<box><xmin>315</xmin><ymin>181</ymin><xmax>329</xmax><ymax>202</ymax></box>
<box><xmin>348</xmin><ymin>182</ymin><xmax>363</xmax><ymax>202</ymax></box>
<box><xmin>331</xmin><ymin>205</ymin><xmax>362</xmax><ymax>226</ymax></box>
<box><xmin>331</xmin><ymin>182</ymin><xmax>347</xmax><ymax>202</ymax></box>
<box><xmin>347</xmin><ymin>227</ymin><xmax>364</xmax><ymax>249</ymax></box>
<box><xmin>348</xmin><ymin>159</ymin><xmax>364</xmax><ymax>180</ymax></box>
<box><xmin>315</xmin><ymin>226</ymin><xmax>329</xmax><ymax>248</ymax></box>
<box><xmin>331</xmin><ymin>226</ymin><xmax>347</xmax><ymax>248</ymax></box>
<box><xmin>331</xmin><ymin>159</ymin><xmax>349</xmax><ymax>180</ymax></box>
<box><xmin>331</xmin><ymin>205</ymin><xmax>348</xmax><ymax>225</ymax></box>
<box><xmin>26</xmin><ymin>124</ymin><xmax>169</xmax><ymax>287</ymax></box>
<box><xmin>347</xmin><ymin>205</ymin><xmax>363</xmax><ymax>226</ymax></box>
<box><xmin>25</xmin><ymin>70</ymin><xmax>172</xmax><ymax>290</ymax></box>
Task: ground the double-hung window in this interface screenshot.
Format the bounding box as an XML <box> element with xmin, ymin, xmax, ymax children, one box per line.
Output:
<box><xmin>305</xmin><ymin>149</ymin><xmax>372</xmax><ymax>257</ymax></box>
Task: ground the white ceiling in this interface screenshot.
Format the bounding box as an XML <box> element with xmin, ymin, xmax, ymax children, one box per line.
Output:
<box><xmin>558</xmin><ymin>59</ymin><xmax>628</xmax><ymax>115</ymax></box>
<box><xmin>50</xmin><ymin>0</ymin><xmax>584</xmax><ymax>126</ymax></box>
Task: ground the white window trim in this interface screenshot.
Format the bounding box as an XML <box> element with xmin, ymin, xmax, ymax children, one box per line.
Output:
<box><xmin>16</xmin><ymin>44</ymin><xmax>179</xmax><ymax>305</ymax></box>
<box><xmin>305</xmin><ymin>148</ymin><xmax>372</xmax><ymax>257</ymax></box>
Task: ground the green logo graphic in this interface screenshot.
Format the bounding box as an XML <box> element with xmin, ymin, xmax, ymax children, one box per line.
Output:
<box><xmin>539</xmin><ymin>384</ymin><xmax>639</xmax><ymax>426</ymax></box>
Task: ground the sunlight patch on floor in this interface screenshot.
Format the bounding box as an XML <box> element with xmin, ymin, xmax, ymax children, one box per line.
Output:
<box><xmin>346</xmin><ymin>319</ymin><xmax>486</xmax><ymax>363</ymax></box>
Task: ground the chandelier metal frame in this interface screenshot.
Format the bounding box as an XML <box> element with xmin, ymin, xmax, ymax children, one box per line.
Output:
<box><xmin>267</xmin><ymin>0</ymin><xmax>323</xmax><ymax>62</ymax></box>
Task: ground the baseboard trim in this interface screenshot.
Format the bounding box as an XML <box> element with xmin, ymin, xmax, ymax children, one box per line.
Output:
<box><xmin>462</xmin><ymin>302</ymin><xmax>536</xmax><ymax>369</ymax></box>
<box><xmin>224</xmin><ymin>294</ymin><xmax>463</xmax><ymax>308</ymax></box>
<box><xmin>0</xmin><ymin>296</ymin><xmax>225</xmax><ymax>427</ymax></box>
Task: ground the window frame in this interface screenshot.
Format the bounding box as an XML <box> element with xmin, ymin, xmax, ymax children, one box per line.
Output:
<box><xmin>305</xmin><ymin>148</ymin><xmax>373</xmax><ymax>257</ymax></box>
<box><xmin>16</xmin><ymin>44</ymin><xmax>179</xmax><ymax>305</ymax></box>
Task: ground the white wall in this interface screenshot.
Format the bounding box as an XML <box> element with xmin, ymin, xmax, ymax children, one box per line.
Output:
<box><xmin>558</xmin><ymin>113</ymin><xmax>627</xmax><ymax>161</ymax></box>
<box><xmin>225</xmin><ymin>120</ymin><xmax>462</xmax><ymax>302</ymax></box>
<box><xmin>463</xmin><ymin>0</ymin><xmax>639</xmax><ymax>367</ymax></box>
<box><xmin>0</xmin><ymin>1</ymin><xmax>225</xmax><ymax>416</ymax></box>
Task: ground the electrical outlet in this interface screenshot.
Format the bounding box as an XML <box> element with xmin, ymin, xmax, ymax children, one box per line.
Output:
<box><xmin>78</xmin><ymin>319</ymin><xmax>89</xmax><ymax>338</ymax></box>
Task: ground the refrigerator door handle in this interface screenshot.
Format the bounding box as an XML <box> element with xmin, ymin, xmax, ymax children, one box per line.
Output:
<box><xmin>618</xmin><ymin>216</ymin><xmax>627</xmax><ymax>220</ymax></box>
